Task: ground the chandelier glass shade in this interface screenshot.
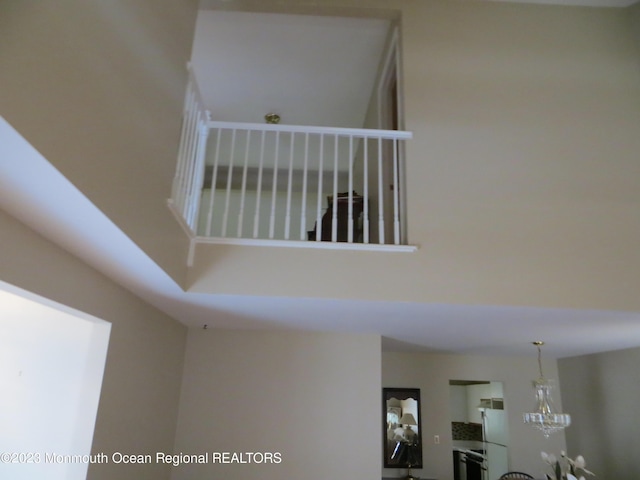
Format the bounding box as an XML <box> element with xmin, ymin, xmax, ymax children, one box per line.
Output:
<box><xmin>522</xmin><ymin>341</ymin><xmax>571</xmax><ymax>437</ymax></box>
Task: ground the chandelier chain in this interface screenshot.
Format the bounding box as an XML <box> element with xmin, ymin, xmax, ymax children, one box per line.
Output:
<box><xmin>537</xmin><ymin>343</ymin><xmax>544</xmax><ymax>379</ymax></box>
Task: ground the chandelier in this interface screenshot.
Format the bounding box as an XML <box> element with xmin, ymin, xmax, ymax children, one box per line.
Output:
<box><xmin>522</xmin><ymin>341</ymin><xmax>571</xmax><ymax>437</ymax></box>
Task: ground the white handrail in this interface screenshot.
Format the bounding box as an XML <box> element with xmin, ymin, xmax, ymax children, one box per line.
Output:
<box><xmin>208</xmin><ymin>120</ymin><xmax>412</xmax><ymax>140</ymax></box>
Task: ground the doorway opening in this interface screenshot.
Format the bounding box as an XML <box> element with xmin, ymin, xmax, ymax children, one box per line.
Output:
<box><xmin>0</xmin><ymin>281</ymin><xmax>111</xmax><ymax>480</ymax></box>
<box><xmin>449</xmin><ymin>380</ymin><xmax>510</xmax><ymax>480</ymax></box>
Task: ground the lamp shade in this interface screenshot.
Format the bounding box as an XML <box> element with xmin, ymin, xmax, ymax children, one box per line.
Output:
<box><xmin>399</xmin><ymin>413</ymin><xmax>417</xmax><ymax>426</ymax></box>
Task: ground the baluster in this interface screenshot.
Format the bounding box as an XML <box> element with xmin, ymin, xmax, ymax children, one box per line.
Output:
<box><xmin>176</xmin><ymin>89</ymin><xmax>196</xmax><ymax>216</ymax></box>
<box><xmin>331</xmin><ymin>135</ymin><xmax>339</xmax><ymax>242</ymax></box>
<box><xmin>348</xmin><ymin>135</ymin><xmax>354</xmax><ymax>243</ymax></box>
<box><xmin>183</xmin><ymin>93</ymin><xmax>201</xmax><ymax>220</ymax></box>
<box><xmin>393</xmin><ymin>138</ymin><xmax>400</xmax><ymax>245</ymax></box>
<box><xmin>221</xmin><ymin>129</ymin><xmax>237</xmax><ymax>237</ymax></box>
<box><xmin>185</xmin><ymin>113</ymin><xmax>202</xmax><ymax>227</ymax></box>
<box><xmin>172</xmin><ymin>84</ymin><xmax>193</xmax><ymax>205</ymax></box>
<box><xmin>363</xmin><ymin>136</ymin><xmax>369</xmax><ymax>244</ymax></box>
<box><xmin>300</xmin><ymin>132</ymin><xmax>310</xmax><ymax>240</ymax></box>
<box><xmin>315</xmin><ymin>134</ymin><xmax>324</xmax><ymax>242</ymax></box>
<box><xmin>253</xmin><ymin>131</ymin><xmax>266</xmax><ymax>238</ymax></box>
<box><xmin>184</xmin><ymin>113</ymin><xmax>199</xmax><ymax>228</ymax></box>
<box><xmin>187</xmin><ymin>118</ymin><xmax>209</xmax><ymax>231</ymax></box>
<box><xmin>377</xmin><ymin>136</ymin><xmax>385</xmax><ymax>245</ymax></box>
<box><xmin>284</xmin><ymin>132</ymin><xmax>295</xmax><ymax>240</ymax></box>
<box><xmin>189</xmin><ymin>121</ymin><xmax>409</xmax><ymax>244</ymax></box>
<box><xmin>268</xmin><ymin>131</ymin><xmax>280</xmax><ymax>239</ymax></box>
<box><xmin>237</xmin><ymin>130</ymin><xmax>251</xmax><ymax>237</ymax></box>
<box><xmin>204</xmin><ymin>128</ymin><xmax>222</xmax><ymax>236</ymax></box>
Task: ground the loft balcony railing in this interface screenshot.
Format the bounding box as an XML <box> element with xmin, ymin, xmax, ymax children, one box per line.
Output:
<box><xmin>169</xmin><ymin>70</ymin><xmax>414</xmax><ymax>252</ymax></box>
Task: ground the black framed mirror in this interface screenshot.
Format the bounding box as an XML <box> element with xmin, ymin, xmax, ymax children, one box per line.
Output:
<box><xmin>383</xmin><ymin>388</ymin><xmax>423</xmax><ymax>469</ymax></box>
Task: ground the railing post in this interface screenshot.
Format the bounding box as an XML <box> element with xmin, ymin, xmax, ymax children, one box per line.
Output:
<box><xmin>348</xmin><ymin>135</ymin><xmax>354</xmax><ymax>243</ymax></box>
<box><xmin>253</xmin><ymin>130</ymin><xmax>266</xmax><ymax>238</ymax></box>
<box><xmin>363</xmin><ymin>137</ymin><xmax>369</xmax><ymax>244</ymax></box>
<box><xmin>331</xmin><ymin>135</ymin><xmax>339</xmax><ymax>243</ymax></box>
<box><xmin>204</xmin><ymin>128</ymin><xmax>222</xmax><ymax>236</ymax></box>
<box><xmin>300</xmin><ymin>132</ymin><xmax>310</xmax><ymax>241</ymax></box>
<box><xmin>315</xmin><ymin>134</ymin><xmax>325</xmax><ymax>242</ymax></box>
<box><xmin>284</xmin><ymin>132</ymin><xmax>295</xmax><ymax>240</ymax></box>
<box><xmin>393</xmin><ymin>138</ymin><xmax>400</xmax><ymax>245</ymax></box>
<box><xmin>221</xmin><ymin>129</ymin><xmax>237</xmax><ymax>237</ymax></box>
<box><xmin>187</xmin><ymin>117</ymin><xmax>210</xmax><ymax>231</ymax></box>
<box><xmin>237</xmin><ymin>130</ymin><xmax>252</xmax><ymax>237</ymax></box>
<box><xmin>268</xmin><ymin>131</ymin><xmax>281</xmax><ymax>239</ymax></box>
<box><xmin>377</xmin><ymin>137</ymin><xmax>385</xmax><ymax>245</ymax></box>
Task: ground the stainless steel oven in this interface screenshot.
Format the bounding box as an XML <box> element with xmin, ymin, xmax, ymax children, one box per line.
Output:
<box><xmin>454</xmin><ymin>449</ymin><xmax>486</xmax><ymax>480</ymax></box>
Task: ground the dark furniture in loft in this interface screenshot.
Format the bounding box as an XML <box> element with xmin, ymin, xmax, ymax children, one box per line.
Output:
<box><xmin>308</xmin><ymin>191</ymin><xmax>364</xmax><ymax>242</ymax></box>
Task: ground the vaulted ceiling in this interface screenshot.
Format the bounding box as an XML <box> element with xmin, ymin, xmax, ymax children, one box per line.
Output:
<box><xmin>2</xmin><ymin>0</ymin><xmax>639</xmax><ymax>359</ymax></box>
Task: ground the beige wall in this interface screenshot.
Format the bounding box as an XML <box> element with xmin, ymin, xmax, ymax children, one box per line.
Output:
<box><xmin>2</xmin><ymin>0</ymin><xmax>637</xmax><ymax>311</ymax></box>
<box><xmin>0</xmin><ymin>208</ymin><xmax>187</xmax><ymax>480</ymax></box>
<box><xmin>0</xmin><ymin>0</ymin><xmax>198</xmax><ymax>284</ymax></box>
<box><xmin>383</xmin><ymin>351</ymin><xmax>567</xmax><ymax>480</ymax></box>
<box><xmin>558</xmin><ymin>346</ymin><xmax>640</xmax><ymax>480</ymax></box>
<box><xmin>187</xmin><ymin>0</ymin><xmax>640</xmax><ymax>315</ymax></box>
<box><xmin>0</xmin><ymin>3</ymin><xmax>197</xmax><ymax>475</ymax></box>
<box><xmin>1</xmin><ymin>1</ymin><xmax>637</xmax><ymax>478</ymax></box>
<box><xmin>171</xmin><ymin>330</ymin><xmax>381</xmax><ymax>480</ymax></box>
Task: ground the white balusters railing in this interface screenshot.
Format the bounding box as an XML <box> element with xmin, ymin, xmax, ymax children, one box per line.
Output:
<box><xmin>171</xmin><ymin>66</ymin><xmax>210</xmax><ymax>233</ymax></box>
<box><xmin>169</xmin><ymin>74</ymin><xmax>413</xmax><ymax>247</ymax></box>
<box><xmin>194</xmin><ymin>121</ymin><xmax>411</xmax><ymax>246</ymax></box>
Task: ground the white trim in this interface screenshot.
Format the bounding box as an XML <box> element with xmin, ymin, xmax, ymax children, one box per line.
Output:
<box><xmin>207</xmin><ymin>120</ymin><xmax>412</xmax><ymax>140</ymax></box>
<box><xmin>167</xmin><ymin>198</ymin><xmax>196</xmax><ymax>237</ymax></box>
<box><xmin>167</xmin><ymin>199</ymin><xmax>199</xmax><ymax>267</ymax></box>
<box><xmin>187</xmin><ymin>238</ymin><xmax>197</xmax><ymax>267</ymax></box>
<box><xmin>194</xmin><ymin>236</ymin><xmax>419</xmax><ymax>253</ymax></box>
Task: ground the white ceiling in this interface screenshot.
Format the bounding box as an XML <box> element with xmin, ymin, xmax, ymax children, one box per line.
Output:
<box><xmin>2</xmin><ymin>4</ymin><xmax>640</xmax><ymax>360</ymax></box>
<box><xmin>191</xmin><ymin>10</ymin><xmax>391</xmax><ymax>128</ymax></box>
